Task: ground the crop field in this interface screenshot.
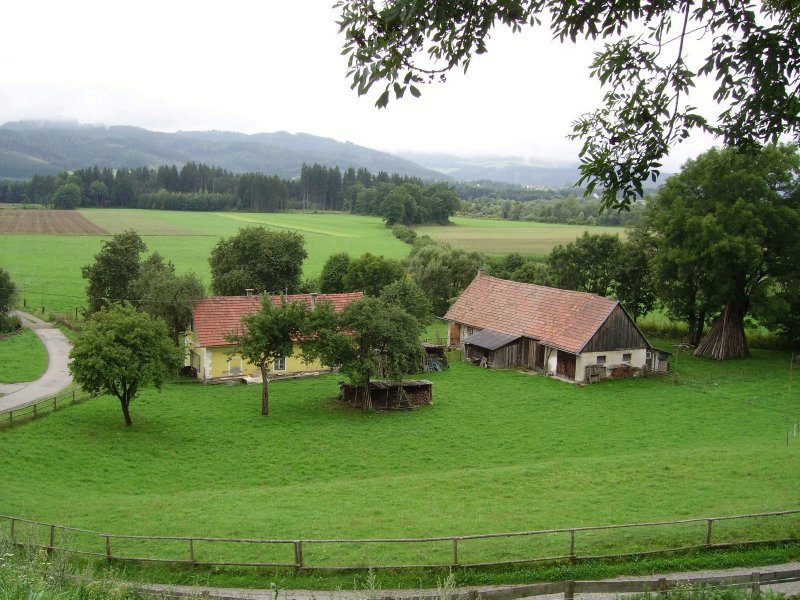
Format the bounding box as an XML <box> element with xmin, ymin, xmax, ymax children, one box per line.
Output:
<box><xmin>0</xmin><ymin>209</ymin><xmax>107</xmax><ymax>234</ymax></box>
<box><xmin>416</xmin><ymin>217</ymin><xmax>626</xmax><ymax>255</ymax></box>
<box><xmin>0</xmin><ymin>209</ymin><xmax>620</xmax><ymax>314</ymax></box>
<box><xmin>0</xmin><ymin>346</ymin><xmax>798</xmax><ymax>575</ymax></box>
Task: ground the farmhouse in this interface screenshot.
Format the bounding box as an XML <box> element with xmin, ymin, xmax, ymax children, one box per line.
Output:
<box><xmin>185</xmin><ymin>292</ymin><xmax>363</xmax><ymax>381</ymax></box>
<box><xmin>444</xmin><ymin>272</ymin><xmax>668</xmax><ymax>382</ymax></box>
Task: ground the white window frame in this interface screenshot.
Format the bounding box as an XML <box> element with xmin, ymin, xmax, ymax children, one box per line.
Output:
<box><xmin>273</xmin><ymin>356</ymin><xmax>287</xmax><ymax>371</ymax></box>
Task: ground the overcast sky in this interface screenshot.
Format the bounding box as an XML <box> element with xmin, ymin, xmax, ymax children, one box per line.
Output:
<box><xmin>1</xmin><ymin>1</ymin><xmax>719</xmax><ymax>171</ymax></box>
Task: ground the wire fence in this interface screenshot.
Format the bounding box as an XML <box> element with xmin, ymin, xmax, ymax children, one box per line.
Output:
<box><xmin>0</xmin><ymin>387</ymin><xmax>92</xmax><ymax>429</ymax></box>
<box><xmin>1</xmin><ymin>509</ymin><xmax>798</xmax><ymax>572</ymax></box>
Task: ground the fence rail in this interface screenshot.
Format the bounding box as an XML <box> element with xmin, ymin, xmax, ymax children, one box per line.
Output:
<box><xmin>0</xmin><ymin>388</ymin><xmax>92</xmax><ymax>429</ymax></box>
<box><xmin>1</xmin><ymin>509</ymin><xmax>798</xmax><ymax>572</ymax></box>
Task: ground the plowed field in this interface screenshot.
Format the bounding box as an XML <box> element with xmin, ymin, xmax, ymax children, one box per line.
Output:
<box><xmin>0</xmin><ymin>210</ymin><xmax>107</xmax><ymax>234</ymax></box>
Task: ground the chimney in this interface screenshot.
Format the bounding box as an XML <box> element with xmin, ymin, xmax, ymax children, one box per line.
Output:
<box><xmin>310</xmin><ymin>293</ymin><xmax>318</xmax><ymax>311</ymax></box>
<box><xmin>245</xmin><ymin>289</ymin><xmax>255</xmax><ymax>297</ymax></box>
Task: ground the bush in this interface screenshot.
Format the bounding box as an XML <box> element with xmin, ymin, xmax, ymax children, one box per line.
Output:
<box><xmin>0</xmin><ymin>312</ymin><xmax>20</xmax><ymax>334</ymax></box>
<box><xmin>392</xmin><ymin>224</ymin><xmax>417</xmax><ymax>244</ymax></box>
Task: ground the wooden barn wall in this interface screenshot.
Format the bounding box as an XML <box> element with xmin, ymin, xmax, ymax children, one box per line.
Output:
<box><xmin>583</xmin><ymin>305</ymin><xmax>648</xmax><ymax>353</ymax></box>
<box><xmin>466</xmin><ymin>339</ymin><xmax>538</xmax><ymax>369</ymax></box>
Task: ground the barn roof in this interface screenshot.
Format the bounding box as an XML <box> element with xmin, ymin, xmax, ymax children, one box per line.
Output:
<box><xmin>191</xmin><ymin>292</ymin><xmax>364</xmax><ymax>347</ymax></box>
<box><xmin>463</xmin><ymin>328</ymin><xmax>521</xmax><ymax>351</ymax></box>
<box><xmin>444</xmin><ymin>272</ymin><xmax>619</xmax><ymax>354</ymax></box>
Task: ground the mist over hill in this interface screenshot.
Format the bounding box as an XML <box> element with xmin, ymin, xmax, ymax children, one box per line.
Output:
<box><xmin>0</xmin><ymin>122</ymin><xmax>445</xmax><ymax>181</ymax></box>
<box><xmin>397</xmin><ymin>151</ymin><xmax>584</xmax><ymax>188</ymax></box>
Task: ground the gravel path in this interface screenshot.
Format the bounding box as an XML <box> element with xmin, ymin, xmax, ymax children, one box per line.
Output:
<box><xmin>0</xmin><ymin>311</ymin><xmax>73</xmax><ymax>411</ymax></box>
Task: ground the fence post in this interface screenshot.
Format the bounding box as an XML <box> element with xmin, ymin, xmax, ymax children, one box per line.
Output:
<box><xmin>706</xmin><ymin>519</ymin><xmax>714</xmax><ymax>546</ymax></box>
<box><xmin>72</xmin><ymin>390</ymin><xmax>76</xmax><ymax>404</ymax></box>
<box><xmin>189</xmin><ymin>539</ymin><xmax>196</xmax><ymax>564</ymax></box>
<box><xmin>33</xmin><ymin>403</ymin><xmax>38</xmax><ymax>418</ymax></box>
<box><xmin>105</xmin><ymin>536</ymin><xmax>112</xmax><ymax>562</ymax></box>
<box><xmin>8</xmin><ymin>411</ymin><xmax>12</xmax><ymax>427</ymax></box>
<box><xmin>294</xmin><ymin>541</ymin><xmax>304</xmax><ymax>570</ymax></box>
<box><xmin>569</xmin><ymin>530</ymin><xmax>576</xmax><ymax>562</ymax></box>
<box><xmin>751</xmin><ymin>572</ymin><xmax>761</xmax><ymax>595</ymax></box>
<box><xmin>452</xmin><ymin>538</ymin><xmax>460</xmax><ymax>566</ymax></box>
<box><xmin>10</xmin><ymin>518</ymin><xmax>15</xmax><ymax>544</ymax></box>
<box><xmin>564</xmin><ymin>580</ymin><xmax>575</xmax><ymax>600</ymax></box>
<box><xmin>658</xmin><ymin>578</ymin><xmax>668</xmax><ymax>593</ymax></box>
<box><xmin>54</xmin><ymin>396</ymin><xmax>57</xmax><ymax>411</ymax></box>
<box><xmin>48</xmin><ymin>525</ymin><xmax>55</xmax><ymax>554</ymax></box>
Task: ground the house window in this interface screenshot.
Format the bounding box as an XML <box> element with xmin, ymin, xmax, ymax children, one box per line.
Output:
<box><xmin>273</xmin><ymin>357</ymin><xmax>286</xmax><ymax>371</ymax></box>
<box><xmin>622</xmin><ymin>353</ymin><xmax>632</xmax><ymax>363</ymax></box>
<box><xmin>596</xmin><ymin>355</ymin><xmax>606</xmax><ymax>365</ymax></box>
<box><xmin>465</xmin><ymin>326</ymin><xmax>474</xmax><ymax>337</ymax></box>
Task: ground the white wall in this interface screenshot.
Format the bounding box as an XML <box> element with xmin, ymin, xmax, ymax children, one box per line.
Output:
<box><xmin>575</xmin><ymin>349</ymin><xmax>648</xmax><ymax>382</ymax></box>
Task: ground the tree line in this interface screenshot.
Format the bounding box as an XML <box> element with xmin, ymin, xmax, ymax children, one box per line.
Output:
<box><xmin>0</xmin><ymin>162</ymin><xmax>459</xmax><ymax>226</ymax></box>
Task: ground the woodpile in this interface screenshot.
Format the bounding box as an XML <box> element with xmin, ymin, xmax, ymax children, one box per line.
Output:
<box><xmin>339</xmin><ymin>380</ymin><xmax>433</xmax><ymax>411</ymax></box>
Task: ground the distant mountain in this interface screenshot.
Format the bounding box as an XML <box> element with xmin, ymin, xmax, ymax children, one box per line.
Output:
<box><xmin>397</xmin><ymin>151</ymin><xmax>584</xmax><ymax>188</ymax></box>
<box><xmin>0</xmin><ymin>122</ymin><xmax>445</xmax><ymax>180</ymax></box>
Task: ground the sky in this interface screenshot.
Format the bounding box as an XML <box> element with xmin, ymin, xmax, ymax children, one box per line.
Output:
<box><xmin>0</xmin><ymin>1</ymin><xmax>719</xmax><ymax>171</ymax></box>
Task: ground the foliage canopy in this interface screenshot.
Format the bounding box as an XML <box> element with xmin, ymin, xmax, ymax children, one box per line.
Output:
<box><xmin>209</xmin><ymin>226</ymin><xmax>307</xmax><ymax>296</ymax></box>
<box><xmin>336</xmin><ymin>0</ymin><xmax>800</xmax><ymax>209</ymax></box>
<box><xmin>69</xmin><ymin>303</ymin><xmax>182</xmax><ymax>426</ymax></box>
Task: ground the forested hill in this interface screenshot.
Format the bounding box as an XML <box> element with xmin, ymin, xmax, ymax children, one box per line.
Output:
<box><xmin>0</xmin><ymin>122</ymin><xmax>444</xmax><ymax>181</ymax></box>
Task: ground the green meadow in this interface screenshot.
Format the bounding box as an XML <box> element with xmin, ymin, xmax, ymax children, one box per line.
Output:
<box><xmin>0</xmin><ymin>209</ymin><xmax>623</xmax><ymax>314</ymax></box>
<box><xmin>0</xmin><ymin>328</ymin><xmax>48</xmax><ymax>383</ymax></box>
<box><xmin>1</xmin><ymin>346</ymin><xmax>798</xmax><ymax>579</ymax></box>
<box><xmin>416</xmin><ymin>217</ymin><xmax>626</xmax><ymax>255</ymax></box>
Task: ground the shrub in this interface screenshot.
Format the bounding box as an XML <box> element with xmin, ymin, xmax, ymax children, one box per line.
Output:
<box><xmin>392</xmin><ymin>224</ymin><xmax>417</xmax><ymax>244</ymax></box>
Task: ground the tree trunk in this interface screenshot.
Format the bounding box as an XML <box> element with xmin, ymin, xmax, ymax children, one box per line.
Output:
<box><xmin>694</xmin><ymin>301</ymin><xmax>750</xmax><ymax>360</ymax></box>
<box><xmin>260</xmin><ymin>364</ymin><xmax>270</xmax><ymax>416</ymax></box>
<box><xmin>120</xmin><ymin>396</ymin><xmax>133</xmax><ymax>427</ymax></box>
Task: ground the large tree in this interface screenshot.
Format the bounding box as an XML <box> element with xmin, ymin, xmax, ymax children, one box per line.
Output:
<box><xmin>69</xmin><ymin>303</ymin><xmax>182</xmax><ymax>426</ymax></box>
<box><xmin>407</xmin><ymin>241</ymin><xmax>484</xmax><ymax>315</ymax></box>
<box><xmin>548</xmin><ymin>232</ymin><xmax>622</xmax><ymax>297</ymax></box>
<box><xmin>81</xmin><ymin>230</ymin><xmax>146</xmax><ymax>313</ymax></box>
<box><xmin>336</xmin><ymin>0</ymin><xmax>800</xmax><ymax>210</ymax></box>
<box><xmin>301</xmin><ymin>296</ymin><xmax>422</xmax><ymax>410</ymax></box>
<box><xmin>319</xmin><ymin>252</ymin><xmax>352</xmax><ymax>294</ymax></box>
<box><xmin>342</xmin><ymin>252</ymin><xmax>405</xmax><ymax>296</ymax></box>
<box><xmin>209</xmin><ymin>226</ymin><xmax>307</xmax><ymax>296</ymax></box>
<box><xmin>131</xmin><ymin>253</ymin><xmax>206</xmax><ymax>342</ymax></box>
<box><xmin>646</xmin><ymin>144</ymin><xmax>800</xmax><ymax>359</ymax></box>
<box><xmin>228</xmin><ymin>296</ymin><xmax>308</xmax><ymax>416</ymax></box>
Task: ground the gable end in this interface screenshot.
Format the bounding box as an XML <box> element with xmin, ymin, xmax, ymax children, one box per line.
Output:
<box><xmin>582</xmin><ymin>305</ymin><xmax>650</xmax><ymax>353</ymax></box>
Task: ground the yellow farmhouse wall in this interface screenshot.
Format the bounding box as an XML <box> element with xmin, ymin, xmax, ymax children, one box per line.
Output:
<box><xmin>185</xmin><ymin>330</ymin><xmax>324</xmax><ymax>380</ymax></box>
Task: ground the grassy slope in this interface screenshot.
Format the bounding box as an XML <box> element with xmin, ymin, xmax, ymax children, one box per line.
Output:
<box><xmin>0</xmin><ymin>345</ymin><xmax>797</xmax><ymax>568</ymax></box>
<box><xmin>0</xmin><ymin>328</ymin><xmax>48</xmax><ymax>383</ymax></box>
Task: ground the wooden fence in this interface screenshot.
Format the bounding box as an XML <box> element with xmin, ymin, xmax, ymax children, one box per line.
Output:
<box><xmin>1</xmin><ymin>509</ymin><xmax>798</xmax><ymax>572</ymax></box>
<box><xmin>0</xmin><ymin>388</ymin><xmax>92</xmax><ymax>429</ymax></box>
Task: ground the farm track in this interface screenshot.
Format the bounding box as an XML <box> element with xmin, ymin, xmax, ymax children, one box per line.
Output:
<box><xmin>0</xmin><ymin>209</ymin><xmax>108</xmax><ymax>234</ymax></box>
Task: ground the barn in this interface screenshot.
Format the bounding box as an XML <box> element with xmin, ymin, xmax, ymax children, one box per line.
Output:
<box><xmin>444</xmin><ymin>272</ymin><xmax>668</xmax><ymax>382</ymax></box>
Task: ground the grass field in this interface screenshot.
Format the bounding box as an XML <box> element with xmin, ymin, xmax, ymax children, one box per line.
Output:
<box><xmin>1</xmin><ymin>344</ymin><xmax>798</xmax><ymax>577</ymax></box>
<box><xmin>0</xmin><ymin>328</ymin><xmax>48</xmax><ymax>384</ymax></box>
<box><xmin>416</xmin><ymin>217</ymin><xmax>625</xmax><ymax>255</ymax></box>
<box><xmin>0</xmin><ymin>209</ymin><xmax>622</xmax><ymax>314</ymax></box>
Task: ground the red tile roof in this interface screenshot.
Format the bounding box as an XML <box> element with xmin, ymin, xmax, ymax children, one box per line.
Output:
<box><xmin>444</xmin><ymin>272</ymin><xmax>619</xmax><ymax>354</ymax></box>
<box><xmin>192</xmin><ymin>292</ymin><xmax>364</xmax><ymax>347</ymax></box>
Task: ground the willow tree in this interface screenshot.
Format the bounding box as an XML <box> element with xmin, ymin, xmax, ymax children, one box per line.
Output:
<box><xmin>646</xmin><ymin>144</ymin><xmax>800</xmax><ymax>359</ymax></box>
